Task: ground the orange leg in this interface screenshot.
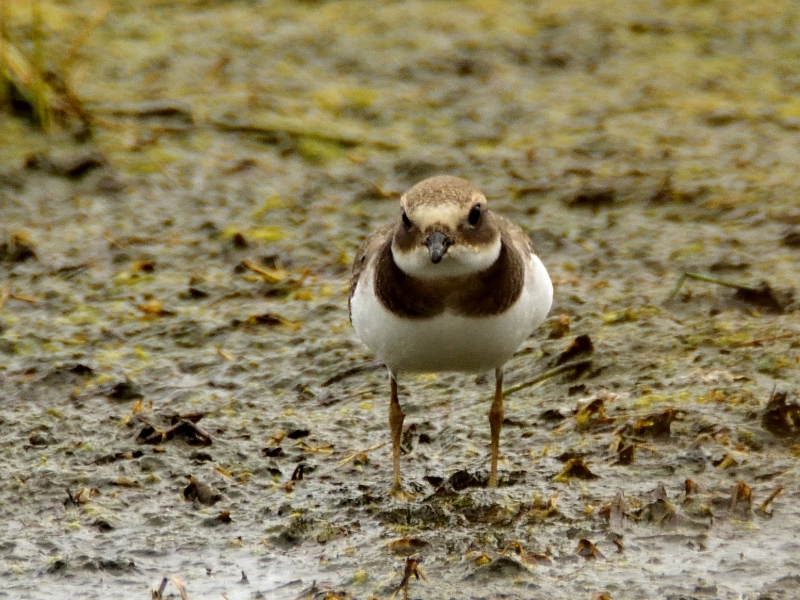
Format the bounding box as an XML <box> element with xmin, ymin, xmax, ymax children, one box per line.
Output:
<box><xmin>488</xmin><ymin>367</ymin><xmax>504</xmax><ymax>488</ymax></box>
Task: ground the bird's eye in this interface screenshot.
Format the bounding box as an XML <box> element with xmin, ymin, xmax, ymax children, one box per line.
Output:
<box><xmin>468</xmin><ymin>204</ymin><xmax>481</xmax><ymax>227</ymax></box>
<box><xmin>401</xmin><ymin>211</ymin><xmax>412</xmax><ymax>230</ymax></box>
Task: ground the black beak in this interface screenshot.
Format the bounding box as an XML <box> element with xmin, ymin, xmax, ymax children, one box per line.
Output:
<box><xmin>425</xmin><ymin>231</ymin><xmax>451</xmax><ymax>264</ymax></box>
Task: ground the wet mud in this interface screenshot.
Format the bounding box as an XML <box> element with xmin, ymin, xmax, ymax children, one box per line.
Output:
<box><xmin>2</xmin><ymin>1</ymin><xmax>800</xmax><ymax>598</ymax></box>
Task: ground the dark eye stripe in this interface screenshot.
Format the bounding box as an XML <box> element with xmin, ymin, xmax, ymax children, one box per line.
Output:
<box><xmin>468</xmin><ymin>204</ymin><xmax>481</xmax><ymax>226</ymax></box>
<box><xmin>402</xmin><ymin>211</ymin><xmax>412</xmax><ymax>229</ymax></box>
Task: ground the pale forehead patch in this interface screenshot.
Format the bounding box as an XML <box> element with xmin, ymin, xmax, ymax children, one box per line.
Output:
<box><xmin>401</xmin><ymin>177</ymin><xmax>487</xmax><ymax>230</ymax></box>
<box><xmin>406</xmin><ymin>202</ymin><xmax>469</xmax><ymax>230</ymax></box>
<box><xmin>401</xmin><ymin>176</ymin><xmax>486</xmax><ymax>211</ymax></box>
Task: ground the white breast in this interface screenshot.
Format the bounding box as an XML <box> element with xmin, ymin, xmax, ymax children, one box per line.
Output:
<box><xmin>350</xmin><ymin>254</ymin><xmax>553</xmax><ymax>375</ymax></box>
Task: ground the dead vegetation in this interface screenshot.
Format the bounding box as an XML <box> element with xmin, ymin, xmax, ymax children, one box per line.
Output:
<box><xmin>2</xmin><ymin>1</ymin><xmax>800</xmax><ymax>599</ymax></box>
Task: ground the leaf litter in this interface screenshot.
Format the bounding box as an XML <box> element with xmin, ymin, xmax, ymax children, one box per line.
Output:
<box><xmin>3</xmin><ymin>1</ymin><xmax>800</xmax><ymax>599</ymax></box>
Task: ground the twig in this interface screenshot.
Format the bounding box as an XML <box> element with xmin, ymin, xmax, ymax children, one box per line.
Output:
<box><xmin>557</xmin><ymin>562</ymin><xmax>589</xmax><ymax>580</ymax></box>
<box><xmin>62</xmin><ymin>0</ymin><xmax>111</xmax><ymax>71</ymax></box>
<box><xmin>31</xmin><ymin>0</ymin><xmax>50</xmax><ymax>131</ymax></box>
<box><xmin>502</xmin><ymin>359</ymin><xmax>593</xmax><ymax>398</ymax></box>
<box><xmin>733</xmin><ymin>332</ymin><xmax>797</xmax><ymax>347</ymax></box>
<box><xmin>339</xmin><ymin>387</ymin><xmax>376</xmax><ymax>401</ymax></box>
<box><xmin>215</xmin><ymin>345</ymin><xmax>234</xmax><ymax>361</ymax></box>
<box><xmin>669</xmin><ymin>271</ymin><xmax>761</xmax><ymax>299</ymax></box>
<box><xmin>210</xmin><ymin>112</ymin><xmax>401</xmax><ymax>149</ymax></box>
<box><xmin>153</xmin><ymin>575</ymin><xmax>190</xmax><ymax>600</ymax></box>
<box><xmin>241</xmin><ymin>259</ymin><xmax>287</xmax><ymax>283</ymax></box>
<box><xmin>140</xmin><ymin>420</ymin><xmax>212</xmax><ymax>446</ymax></box>
<box><xmin>293</xmin><ymin>580</ymin><xmax>318</xmax><ymax>600</ymax></box>
<box><xmin>87</xmin><ymin>99</ymin><xmax>193</xmax><ymax>120</ymax></box>
<box><xmin>321</xmin><ymin>361</ymin><xmax>384</xmax><ymax>387</ymax></box>
<box><xmin>757</xmin><ymin>487</ymin><xmax>784</xmax><ymax>514</ymax></box>
<box><xmin>390</xmin><ymin>557</ymin><xmax>428</xmax><ymax>600</ymax></box>
<box><xmin>337</xmin><ymin>441</ymin><xmax>387</xmax><ymax>467</ymax></box>
<box><xmin>9</xmin><ymin>292</ymin><xmax>40</xmax><ymax>303</ymax></box>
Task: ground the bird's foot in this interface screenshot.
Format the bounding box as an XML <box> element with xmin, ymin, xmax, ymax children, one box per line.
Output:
<box><xmin>390</xmin><ymin>483</ymin><xmax>417</xmax><ymax>502</ymax></box>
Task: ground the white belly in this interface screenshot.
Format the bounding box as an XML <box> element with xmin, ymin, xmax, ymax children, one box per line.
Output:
<box><xmin>350</xmin><ymin>255</ymin><xmax>553</xmax><ymax>374</ymax></box>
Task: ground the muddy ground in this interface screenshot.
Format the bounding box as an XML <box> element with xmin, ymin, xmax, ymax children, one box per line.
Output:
<box><xmin>2</xmin><ymin>1</ymin><xmax>800</xmax><ymax>598</ymax></box>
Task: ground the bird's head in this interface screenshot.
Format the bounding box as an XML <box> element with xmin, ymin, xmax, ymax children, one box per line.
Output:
<box><xmin>391</xmin><ymin>175</ymin><xmax>501</xmax><ymax>279</ymax></box>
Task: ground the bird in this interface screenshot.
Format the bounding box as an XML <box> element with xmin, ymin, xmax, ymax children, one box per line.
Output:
<box><xmin>349</xmin><ymin>175</ymin><xmax>553</xmax><ymax>498</ymax></box>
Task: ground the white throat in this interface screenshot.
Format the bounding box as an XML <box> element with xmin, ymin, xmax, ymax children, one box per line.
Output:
<box><xmin>391</xmin><ymin>236</ymin><xmax>501</xmax><ymax>279</ymax></box>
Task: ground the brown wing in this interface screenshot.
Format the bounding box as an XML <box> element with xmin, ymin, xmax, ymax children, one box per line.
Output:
<box><xmin>348</xmin><ymin>221</ymin><xmax>395</xmax><ymax>322</ymax></box>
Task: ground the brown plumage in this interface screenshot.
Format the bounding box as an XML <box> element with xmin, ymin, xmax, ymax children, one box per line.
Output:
<box><xmin>349</xmin><ymin>176</ymin><xmax>534</xmax><ymax>320</ymax></box>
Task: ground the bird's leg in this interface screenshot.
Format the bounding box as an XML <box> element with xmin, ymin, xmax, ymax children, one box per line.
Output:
<box><xmin>488</xmin><ymin>367</ymin><xmax>504</xmax><ymax>488</ymax></box>
<box><xmin>389</xmin><ymin>375</ymin><xmax>404</xmax><ymax>490</ymax></box>
<box><xmin>389</xmin><ymin>374</ymin><xmax>406</xmax><ymax>495</ymax></box>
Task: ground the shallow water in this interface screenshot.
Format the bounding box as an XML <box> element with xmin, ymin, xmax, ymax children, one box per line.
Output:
<box><xmin>2</xmin><ymin>1</ymin><xmax>800</xmax><ymax>598</ymax></box>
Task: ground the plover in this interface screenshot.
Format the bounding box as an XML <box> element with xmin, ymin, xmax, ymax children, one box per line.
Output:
<box><xmin>349</xmin><ymin>175</ymin><xmax>553</xmax><ymax>496</ymax></box>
